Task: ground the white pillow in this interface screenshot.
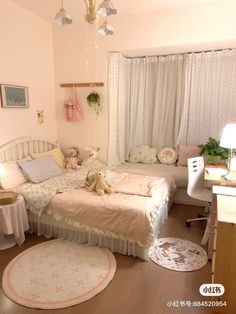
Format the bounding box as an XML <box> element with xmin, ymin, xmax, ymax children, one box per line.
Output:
<box><xmin>18</xmin><ymin>155</ymin><xmax>62</xmax><ymax>183</ymax></box>
<box><xmin>0</xmin><ymin>157</ymin><xmax>31</xmax><ymax>189</ymax></box>
<box><xmin>128</xmin><ymin>145</ymin><xmax>157</xmax><ymax>164</ymax></box>
<box><xmin>158</xmin><ymin>147</ymin><xmax>177</xmax><ymax>165</ymax></box>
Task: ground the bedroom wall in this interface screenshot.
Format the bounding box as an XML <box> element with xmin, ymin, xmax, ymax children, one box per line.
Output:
<box><xmin>0</xmin><ymin>1</ymin><xmax>57</xmax><ymax>146</ymax></box>
<box><xmin>54</xmin><ymin>0</ymin><xmax>236</xmax><ymax>162</ymax></box>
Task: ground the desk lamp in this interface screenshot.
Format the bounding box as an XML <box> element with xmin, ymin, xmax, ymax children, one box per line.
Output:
<box><xmin>220</xmin><ymin>123</ymin><xmax>236</xmax><ymax>178</ymax></box>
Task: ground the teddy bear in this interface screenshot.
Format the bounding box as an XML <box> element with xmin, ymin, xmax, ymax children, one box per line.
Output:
<box><xmin>85</xmin><ymin>170</ymin><xmax>114</xmax><ymax>196</ymax></box>
<box><xmin>64</xmin><ymin>146</ymin><xmax>80</xmax><ymax>170</ymax></box>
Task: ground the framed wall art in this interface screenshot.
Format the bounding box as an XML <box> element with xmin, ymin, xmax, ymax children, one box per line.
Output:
<box><xmin>0</xmin><ymin>84</ymin><xmax>29</xmax><ymax>108</ymax></box>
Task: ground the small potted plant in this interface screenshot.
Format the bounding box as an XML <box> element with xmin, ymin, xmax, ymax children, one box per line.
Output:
<box><xmin>86</xmin><ymin>91</ymin><xmax>102</xmax><ymax>115</ymax></box>
<box><xmin>87</xmin><ymin>91</ymin><xmax>100</xmax><ymax>105</ymax></box>
<box><xmin>198</xmin><ymin>137</ymin><xmax>229</xmax><ymax>164</ymax></box>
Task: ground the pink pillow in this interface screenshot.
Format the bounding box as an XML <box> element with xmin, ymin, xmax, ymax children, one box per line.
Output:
<box><xmin>177</xmin><ymin>145</ymin><xmax>200</xmax><ymax>166</ymax></box>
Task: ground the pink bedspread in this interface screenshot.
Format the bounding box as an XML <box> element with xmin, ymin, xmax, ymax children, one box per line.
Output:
<box><xmin>47</xmin><ymin>173</ymin><xmax>175</xmax><ymax>247</ymax></box>
<box><xmin>113</xmin><ymin>172</ymin><xmax>166</xmax><ymax>197</ymax></box>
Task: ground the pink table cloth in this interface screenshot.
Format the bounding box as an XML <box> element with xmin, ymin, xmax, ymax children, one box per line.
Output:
<box><xmin>0</xmin><ymin>195</ymin><xmax>29</xmax><ymax>245</ymax></box>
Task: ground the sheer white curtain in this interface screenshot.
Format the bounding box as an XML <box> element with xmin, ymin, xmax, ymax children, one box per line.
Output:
<box><xmin>107</xmin><ymin>52</ymin><xmax>147</xmax><ymax>165</ymax></box>
<box><xmin>146</xmin><ymin>55</ymin><xmax>185</xmax><ymax>150</ymax></box>
<box><xmin>107</xmin><ymin>52</ymin><xmax>185</xmax><ymax>166</ymax></box>
<box><xmin>178</xmin><ymin>49</ymin><xmax>236</xmax><ymax>145</ymax></box>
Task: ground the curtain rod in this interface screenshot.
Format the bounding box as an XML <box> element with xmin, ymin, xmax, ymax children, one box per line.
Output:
<box><xmin>119</xmin><ymin>47</ymin><xmax>235</xmax><ymax>59</ymax></box>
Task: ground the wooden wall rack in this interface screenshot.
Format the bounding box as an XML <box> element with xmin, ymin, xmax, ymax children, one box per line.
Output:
<box><xmin>60</xmin><ymin>82</ymin><xmax>104</xmax><ymax>88</ymax></box>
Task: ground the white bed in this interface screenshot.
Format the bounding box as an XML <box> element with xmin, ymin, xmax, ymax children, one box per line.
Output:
<box><xmin>0</xmin><ymin>137</ymin><xmax>175</xmax><ymax>260</ymax></box>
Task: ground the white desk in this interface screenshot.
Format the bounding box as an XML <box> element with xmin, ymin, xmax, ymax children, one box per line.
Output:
<box><xmin>0</xmin><ymin>195</ymin><xmax>29</xmax><ymax>249</ymax></box>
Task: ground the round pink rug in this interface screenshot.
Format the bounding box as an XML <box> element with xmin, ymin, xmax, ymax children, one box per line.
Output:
<box><xmin>149</xmin><ymin>237</ymin><xmax>208</xmax><ymax>272</ymax></box>
<box><xmin>2</xmin><ymin>239</ymin><xmax>116</xmax><ymax>309</ymax></box>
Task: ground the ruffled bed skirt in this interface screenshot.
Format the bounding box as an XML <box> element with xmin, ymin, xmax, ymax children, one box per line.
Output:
<box><xmin>28</xmin><ymin>198</ymin><xmax>170</xmax><ymax>261</ymax></box>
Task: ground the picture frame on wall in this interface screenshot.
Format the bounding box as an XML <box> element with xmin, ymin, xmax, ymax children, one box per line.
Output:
<box><xmin>0</xmin><ymin>84</ymin><xmax>29</xmax><ymax>108</ymax></box>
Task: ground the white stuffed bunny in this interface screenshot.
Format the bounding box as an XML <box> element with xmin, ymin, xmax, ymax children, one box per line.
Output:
<box><xmin>81</xmin><ymin>147</ymin><xmax>101</xmax><ymax>166</ymax></box>
<box><xmin>87</xmin><ymin>146</ymin><xmax>101</xmax><ymax>159</ymax></box>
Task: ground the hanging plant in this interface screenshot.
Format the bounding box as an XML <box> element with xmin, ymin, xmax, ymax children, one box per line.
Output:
<box><xmin>87</xmin><ymin>91</ymin><xmax>100</xmax><ymax>104</ymax></box>
<box><xmin>86</xmin><ymin>91</ymin><xmax>102</xmax><ymax>115</ymax></box>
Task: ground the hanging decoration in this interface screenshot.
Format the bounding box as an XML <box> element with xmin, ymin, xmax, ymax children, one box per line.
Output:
<box><xmin>64</xmin><ymin>88</ymin><xmax>83</xmax><ymax>122</ymax></box>
<box><xmin>86</xmin><ymin>91</ymin><xmax>102</xmax><ymax>115</ymax></box>
<box><xmin>36</xmin><ymin>110</ymin><xmax>44</xmax><ymax>124</ymax></box>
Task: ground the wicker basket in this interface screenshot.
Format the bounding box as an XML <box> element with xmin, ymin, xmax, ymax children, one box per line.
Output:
<box><xmin>0</xmin><ymin>191</ymin><xmax>18</xmax><ymax>205</ymax></box>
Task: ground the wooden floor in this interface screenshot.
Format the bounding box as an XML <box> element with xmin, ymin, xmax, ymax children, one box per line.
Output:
<box><xmin>0</xmin><ymin>204</ymin><xmax>213</xmax><ymax>314</ymax></box>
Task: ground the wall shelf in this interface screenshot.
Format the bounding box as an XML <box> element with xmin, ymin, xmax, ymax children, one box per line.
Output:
<box><xmin>60</xmin><ymin>82</ymin><xmax>104</xmax><ymax>88</ymax></box>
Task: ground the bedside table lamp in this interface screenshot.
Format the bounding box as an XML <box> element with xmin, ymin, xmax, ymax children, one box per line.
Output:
<box><xmin>220</xmin><ymin>123</ymin><xmax>236</xmax><ymax>176</ymax></box>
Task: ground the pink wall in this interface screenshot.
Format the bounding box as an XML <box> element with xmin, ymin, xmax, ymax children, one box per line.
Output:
<box><xmin>2</xmin><ymin>1</ymin><xmax>236</xmax><ymax>160</ymax></box>
<box><xmin>54</xmin><ymin>0</ymin><xmax>236</xmax><ymax>161</ymax></box>
<box><xmin>0</xmin><ymin>1</ymin><xmax>57</xmax><ymax>145</ymax></box>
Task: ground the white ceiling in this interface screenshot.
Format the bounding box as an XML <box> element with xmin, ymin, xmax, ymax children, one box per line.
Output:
<box><xmin>11</xmin><ymin>0</ymin><xmax>216</xmax><ymax>22</ymax></box>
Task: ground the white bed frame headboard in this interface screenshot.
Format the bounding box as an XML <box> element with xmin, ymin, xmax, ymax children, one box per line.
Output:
<box><xmin>0</xmin><ymin>137</ymin><xmax>59</xmax><ymax>162</ymax></box>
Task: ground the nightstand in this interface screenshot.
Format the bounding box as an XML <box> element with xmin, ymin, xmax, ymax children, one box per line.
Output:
<box><xmin>0</xmin><ymin>195</ymin><xmax>29</xmax><ymax>250</ymax></box>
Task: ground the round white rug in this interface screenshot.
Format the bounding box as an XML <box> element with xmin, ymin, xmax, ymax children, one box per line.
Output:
<box><xmin>149</xmin><ymin>237</ymin><xmax>208</xmax><ymax>272</ymax></box>
<box><xmin>2</xmin><ymin>239</ymin><xmax>116</xmax><ymax>309</ymax></box>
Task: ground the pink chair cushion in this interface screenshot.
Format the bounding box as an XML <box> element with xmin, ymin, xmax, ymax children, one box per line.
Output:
<box><xmin>177</xmin><ymin>145</ymin><xmax>201</xmax><ymax>166</ymax></box>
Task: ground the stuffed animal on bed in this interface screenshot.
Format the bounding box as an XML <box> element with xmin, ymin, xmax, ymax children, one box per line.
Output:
<box><xmin>81</xmin><ymin>146</ymin><xmax>101</xmax><ymax>166</ymax></box>
<box><xmin>84</xmin><ymin>170</ymin><xmax>95</xmax><ymax>187</ymax></box>
<box><xmin>85</xmin><ymin>170</ymin><xmax>114</xmax><ymax>196</ymax></box>
<box><xmin>64</xmin><ymin>147</ymin><xmax>80</xmax><ymax>170</ymax></box>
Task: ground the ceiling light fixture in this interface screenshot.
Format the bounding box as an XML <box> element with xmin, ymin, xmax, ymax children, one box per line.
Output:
<box><xmin>97</xmin><ymin>17</ymin><xmax>114</xmax><ymax>35</ymax></box>
<box><xmin>54</xmin><ymin>0</ymin><xmax>117</xmax><ymax>35</ymax></box>
<box><xmin>54</xmin><ymin>0</ymin><xmax>73</xmax><ymax>25</ymax></box>
<box><xmin>97</xmin><ymin>0</ymin><xmax>117</xmax><ymax>16</ymax></box>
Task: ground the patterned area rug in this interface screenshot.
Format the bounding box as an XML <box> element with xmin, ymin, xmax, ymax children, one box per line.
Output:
<box><xmin>149</xmin><ymin>237</ymin><xmax>208</xmax><ymax>272</ymax></box>
<box><xmin>2</xmin><ymin>239</ymin><xmax>116</xmax><ymax>309</ymax></box>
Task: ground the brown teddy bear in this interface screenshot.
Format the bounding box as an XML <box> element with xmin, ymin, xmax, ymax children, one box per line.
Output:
<box><xmin>85</xmin><ymin>170</ymin><xmax>113</xmax><ymax>196</ymax></box>
<box><xmin>64</xmin><ymin>147</ymin><xmax>80</xmax><ymax>170</ymax></box>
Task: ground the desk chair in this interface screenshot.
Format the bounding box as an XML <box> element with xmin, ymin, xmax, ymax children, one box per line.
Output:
<box><xmin>186</xmin><ymin>156</ymin><xmax>212</xmax><ymax>229</ymax></box>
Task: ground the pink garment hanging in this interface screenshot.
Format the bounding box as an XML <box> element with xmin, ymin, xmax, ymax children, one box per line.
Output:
<box><xmin>64</xmin><ymin>87</ymin><xmax>83</xmax><ymax>122</ymax></box>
